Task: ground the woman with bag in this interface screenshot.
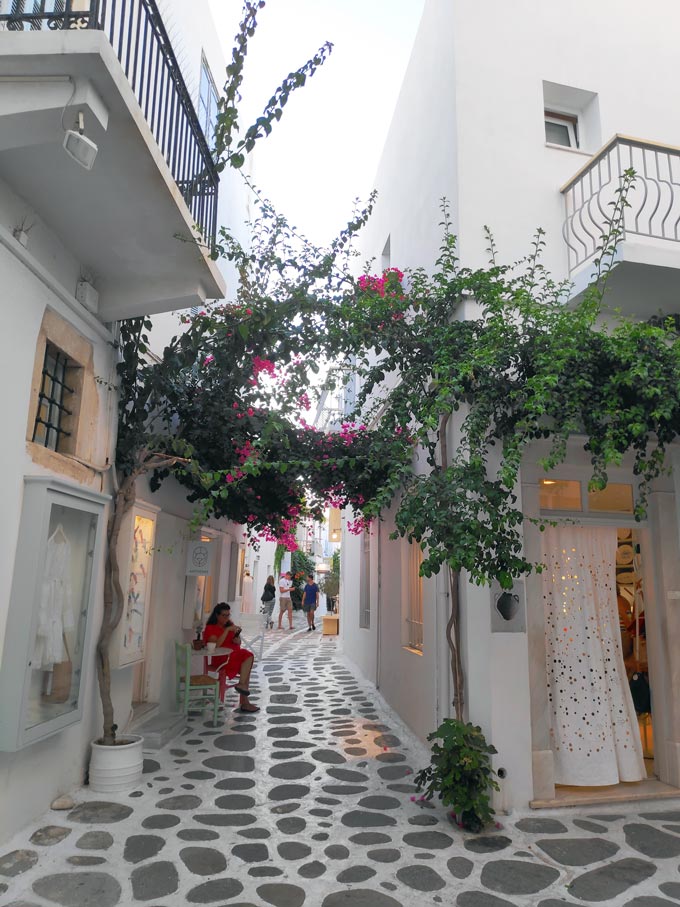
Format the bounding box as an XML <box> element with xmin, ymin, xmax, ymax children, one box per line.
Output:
<box><xmin>260</xmin><ymin>574</ymin><xmax>276</xmax><ymax>628</ymax></box>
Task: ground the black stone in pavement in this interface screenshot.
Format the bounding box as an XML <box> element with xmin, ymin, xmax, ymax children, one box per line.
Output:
<box><xmin>66</xmin><ymin>856</ymin><xmax>106</xmax><ymax>866</ymax></box>
<box><xmin>187</xmin><ymin>878</ymin><xmax>244</xmax><ymax>903</ymax></box>
<box><xmin>322</xmin><ymin>891</ymin><xmax>403</xmax><ymax>907</ymax></box>
<box><xmin>268</xmin><ymin>784</ymin><xmax>310</xmax><ymax>801</ymax></box>
<box><xmin>659</xmin><ymin>882</ymin><xmax>680</xmax><ymax>899</ymax></box>
<box><xmin>326</xmin><ymin>768</ymin><xmax>368</xmax><ymax>782</ymax></box>
<box><xmin>312</xmin><ymin>749</ymin><xmax>346</xmax><ymax>764</ymax></box>
<box><xmin>409</xmin><ymin>815</ymin><xmax>438</xmax><ymax>826</ymax></box>
<box><xmin>465</xmin><ymin>836</ymin><xmax>512</xmax><ymax>854</ymax></box>
<box><xmin>184</xmin><ymin>771</ymin><xmax>215</xmax><ymax>780</ymax></box>
<box><xmin>257</xmin><ymin>882</ymin><xmax>306</xmax><ymax>907</ymax></box>
<box><xmin>458</xmin><ymin>894</ymin><xmax>516</xmax><ymax>907</ymax></box>
<box><xmin>233</xmin><ymin>843</ymin><xmax>270</xmax><ymax>863</ymax></box>
<box><xmin>156</xmin><ymin>794</ymin><xmax>201</xmax><ymax>810</ymax></box>
<box><xmin>536</xmin><ymin>837</ymin><xmax>619</xmax><ymax>866</ymax></box>
<box><xmin>396</xmin><ymin>865</ymin><xmax>447</xmax><ymax>892</ymax></box>
<box><xmin>368</xmin><ymin>848</ymin><xmax>401</xmax><ymax>863</ymax></box>
<box><xmin>567</xmin><ymin>858</ymin><xmax>656</xmax><ymax>902</ymax></box>
<box><xmin>29</xmin><ymin>826</ymin><xmax>71</xmax><ymax>846</ymax></box>
<box><xmin>376</xmin><ymin>752</ymin><xmax>406</xmax><ymax>763</ymax></box>
<box><xmin>33</xmin><ymin>872</ymin><xmax>122</xmax><ymax>906</ymax></box>
<box><xmin>403</xmin><ymin>831</ymin><xmax>454</xmax><ymax>850</ymax></box>
<box><xmin>277</xmin><ymin>817</ymin><xmax>306</xmax><ymax>834</ymax></box>
<box><xmin>448</xmin><ymin>857</ymin><xmax>474</xmax><ymax>879</ymax></box>
<box><xmin>142</xmin><ymin>759</ymin><xmax>160</xmax><ymax>774</ymax></box>
<box><xmin>515</xmin><ymin>818</ymin><xmax>568</xmax><ymax>834</ymax></box>
<box><xmin>215</xmin><ymin>777</ymin><xmax>256</xmax><ymax>790</ymax></box>
<box><xmin>298</xmin><ymin>862</ymin><xmax>326</xmax><ymax>879</ymax></box>
<box><xmin>624</xmin><ymin>824</ymin><xmax>680</xmax><ymax>858</ymax></box>
<box><xmin>337</xmin><ymin>866</ymin><xmax>376</xmax><ymax>883</ymax></box>
<box><xmin>194</xmin><ymin>813</ymin><xmax>255</xmax><ymax>826</ymax></box>
<box><xmin>142</xmin><ymin>814</ymin><xmax>180</xmax><ymax>830</ymax></box>
<box><xmin>341</xmin><ymin>810</ymin><xmax>397</xmax><ymax>828</ymax></box>
<box><xmin>249</xmin><ymin>867</ymin><xmax>283</xmax><ymax>878</ymax></box>
<box><xmin>640</xmin><ymin>812</ymin><xmax>680</xmax><ymax>822</ymax></box>
<box><xmin>76</xmin><ymin>832</ymin><xmax>114</xmax><ymax>850</ymax></box>
<box><xmin>358</xmin><ymin>795</ymin><xmax>401</xmax><ymax>811</ymax></box>
<box><xmin>623</xmin><ymin>898</ymin><xmax>678</xmax><ymax>906</ymax></box>
<box><xmin>123</xmin><ymin>834</ymin><xmax>165</xmax><ymax>863</ymax></box>
<box><xmin>0</xmin><ymin>850</ymin><xmax>39</xmax><ymax>877</ymax></box>
<box><xmin>214</xmin><ymin>733</ymin><xmax>257</xmax><ymax>752</ymax></box>
<box><xmin>67</xmin><ymin>802</ymin><xmax>133</xmax><ymax>824</ymax></box>
<box><xmin>348</xmin><ymin>833</ymin><xmax>391</xmax><ymax>846</ymax></box>
<box><xmin>319</xmin><ymin>844</ymin><xmax>347</xmax><ymax>860</ymax></box>
<box><xmin>480</xmin><ymin>859</ymin><xmax>560</xmax><ymax>895</ymax></box>
<box><xmin>178</xmin><ymin>829</ymin><xmax>219</xmax><ymax>841</ymax></box>
<box><xmin>215</xmin><ymin>794</ymin><xmax>256</xmax><ymax>810</ymax></box>
<box><xmin>377</xmin><ymin>765</ymin><xmax>412</xmax><ymax>780</ymax></box>
<box><xmin>203</xmin><ymin>754</ymin><xmax>255</xmax><ymax>773</ymax></box>
<box><xmin>238</xmin><ymin>828</ymin><xmax>271</xmax><ymax>839</ymax></box>
<box><xmin>269</xmin><ymin>762</ymin><xmax>315</xmax><ymax>780</ymax></box>
<box><xmin>278</xmin><ymin>842</ymin><xmax>312</xmax><ymax>861</ymax></box>
<box><xmin>574</xmin><ymin>820</ymin><xmax>608</xmax><ymax>833</ymax></box>
<box><xmin>375</xmin><ymin>734</ymin><xmax>402</xmax><ymax>748</ymax></box>
<box><xmin>130</xmin><ymin>860</ymin><xmax>179</xmax><ymax>900</ymax></box>
<box><xmin>180</xmin><ymin>846</ymin><xmax>227</xmax><ymax>875</ymax></box>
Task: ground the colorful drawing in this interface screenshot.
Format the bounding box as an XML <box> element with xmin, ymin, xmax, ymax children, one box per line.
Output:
<box><xmin>121</xmin><ymin>514</ymin><xmax>155</xmax><ymax>663</ymax></box>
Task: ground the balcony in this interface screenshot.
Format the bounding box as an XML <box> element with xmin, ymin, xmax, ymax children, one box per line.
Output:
<box><xmin>0</xmin><ymin>0</ymin><xmax>225</xmax><ymax>319</ymax></box>
<box><xmin>562</xmin><ymin>135</ymin><xmax>680</xmax><ymax>319</ymax></box>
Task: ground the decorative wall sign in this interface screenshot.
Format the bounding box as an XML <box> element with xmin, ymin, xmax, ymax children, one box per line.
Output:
<box><xmin>186</xmin><ymin>540</ymin><xmax>213</xmax><ymax>576</ymax></box>
<box><xmin>119</xmin><ymin>513</ymin><xmax>156</xmax><ymax>665</ymax></box>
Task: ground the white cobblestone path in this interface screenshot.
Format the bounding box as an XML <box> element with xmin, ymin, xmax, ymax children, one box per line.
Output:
<box><xmin>2</xmin><ymin>629</ymin><xmax>680</xmax><ymax>906</ymax></box>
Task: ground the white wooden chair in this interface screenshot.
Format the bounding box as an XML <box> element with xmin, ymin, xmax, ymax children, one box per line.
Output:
<box><xmin>231</xmin><ymin>611</ymin><xmax>266</xmax><ymax>661</ymax></box>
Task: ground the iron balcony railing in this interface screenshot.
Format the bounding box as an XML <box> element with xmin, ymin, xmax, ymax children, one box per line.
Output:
<box><xmin>561</xmin><ymin>135</ymin><xmax>680</xmax><ymax>273</ymax></box>
<box><xmin>1</xmin><ymin>0</ymin><xmax>218</xmax><ymax>247</ymax></box>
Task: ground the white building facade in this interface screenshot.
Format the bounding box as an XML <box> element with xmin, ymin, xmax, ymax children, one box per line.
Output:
<box><xmin>0</xmin><ymin>0</ymin><xmax>256</xmax><ymax>843</ymax></box>
<box><xmin>341</xmin><ymin>0</ymin><xmax>680</xmax><ymax>812</ymax></box>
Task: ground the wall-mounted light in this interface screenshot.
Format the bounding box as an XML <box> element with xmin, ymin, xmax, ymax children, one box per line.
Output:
<box><xmin>63</xmin><ymin>111</ymin><xmax>98</xmax><ymax>171</ymax></box>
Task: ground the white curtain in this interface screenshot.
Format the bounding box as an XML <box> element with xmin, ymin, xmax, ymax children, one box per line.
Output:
<box><xmin>541</xmin><ymin>524</ymin><xmax>645</xmax><ymax>786</ymax></box>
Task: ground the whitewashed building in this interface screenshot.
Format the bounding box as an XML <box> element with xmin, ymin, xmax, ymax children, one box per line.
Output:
<box><xmin>341</xmin><ymin>0</ymin><xmax>680</xmax><ymax>812</ymax></box>
<box><xmin>0</xmin><ymin>0</ymin><xmax>256</xmax><ymax>843</ymax></box>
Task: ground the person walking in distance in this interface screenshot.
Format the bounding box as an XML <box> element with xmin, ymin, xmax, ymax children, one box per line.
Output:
<box><xmin>278</xmin><ymin>571</ymin><xmax>294</xmax><ymax>630</ymax></box>
<box><xmin>303</xmin><ymin>573</ymin><xmax>320</xmax><ymax>631</ymax></box>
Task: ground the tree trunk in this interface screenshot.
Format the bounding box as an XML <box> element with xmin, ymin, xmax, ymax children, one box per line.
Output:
<box><xmin>97</xmin><ymin>473</ymin><xmax>136</xmax><ymax>745</ymax></box>
<box><xmin>439</xmin><ymin>412</ymin><xmax>465</xmax><ymax>719</ymax></box>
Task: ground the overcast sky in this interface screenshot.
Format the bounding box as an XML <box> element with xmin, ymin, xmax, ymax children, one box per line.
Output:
<box><xmin>207</xmin><ymin>0</ymin><xmax>425</xmax><ymax>245</ymax></box>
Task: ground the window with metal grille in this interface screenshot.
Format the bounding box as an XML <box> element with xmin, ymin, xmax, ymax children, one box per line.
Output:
<box><xmin>359</xmin><ymin>530</ymin><xmax>371</xmax><ymax>629</ymax></box>
<box><xmin>32</xmin><ymin>342</ymin><xmax>77</xmax><ymax>452</ymax></box>
<box><xmin>406</xmin><ymin>543</ymin><xmax>424</xmax><ymax>650</ymax></box>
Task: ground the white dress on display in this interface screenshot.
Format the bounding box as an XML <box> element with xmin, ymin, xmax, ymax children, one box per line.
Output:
<box><xmin>33</xmin><ymin>525</ymin><xmax>75</xmax><ymax>668</ymax></box>
<box><xmin>241</xmin><ymin>572</ymin><xmax>254</xmax><ymax>614</ymax></box>
<box><xmin>541</xmin><ymin>524</ymin><xmax>645</xmax><ymax>786</ymax></box>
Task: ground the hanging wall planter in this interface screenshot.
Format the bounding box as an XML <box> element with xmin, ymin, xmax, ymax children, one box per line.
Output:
<box><xmin>89</xmin><ymin>734</ymin><xmax>143</xmax><ymax>793</ymax></box>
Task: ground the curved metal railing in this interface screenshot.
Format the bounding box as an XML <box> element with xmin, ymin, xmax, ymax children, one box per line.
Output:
<box><xmin>561</xmin><ymin>135</ymin><xmax>680</xmax><ymax>273</ymax></box>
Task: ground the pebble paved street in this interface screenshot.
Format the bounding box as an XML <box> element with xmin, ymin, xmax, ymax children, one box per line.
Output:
<box><xmin>3</xmin><ymin>629</ymin><xmax>680</xmax><ymax>907</ymax></box>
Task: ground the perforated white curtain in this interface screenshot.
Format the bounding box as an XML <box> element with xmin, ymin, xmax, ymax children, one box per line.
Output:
<box><xmin>541</xmin><ymin>524</ymin><xmax>645</xmax><ymax>786</ymax></box>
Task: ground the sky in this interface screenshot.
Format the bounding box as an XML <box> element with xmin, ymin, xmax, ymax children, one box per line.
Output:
<box><xmin>207</xmin><ymin>0</ymin><xmax>425</xmax><ymax>245</ymax></box>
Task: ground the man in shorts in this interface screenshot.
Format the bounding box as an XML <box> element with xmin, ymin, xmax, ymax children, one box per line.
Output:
<box><xmin>302</xmin><ymin>573</ymin><xmax>320</xmax><ymax>631</ymax></box>
<box><xmin>278</xmin><ymin>572</ymin><xmax>294</xmax><ymax>630</ymax></box>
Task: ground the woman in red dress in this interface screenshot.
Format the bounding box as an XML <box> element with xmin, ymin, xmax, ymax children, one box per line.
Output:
<box><xmin>203</xmin><ymin>603</ymin><xmax>259</xmax><ymax>712</ymax></box>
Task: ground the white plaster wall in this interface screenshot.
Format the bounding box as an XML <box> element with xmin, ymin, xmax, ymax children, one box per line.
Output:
<box><xmin>0</xmin><ymin>191</ymin><xmax>118</xmax><ymax>842</ymax></box>
<box><xmin>339</xmin><ymin>517</ymin><xmax>377</xmax><ymax>685</ymax></box>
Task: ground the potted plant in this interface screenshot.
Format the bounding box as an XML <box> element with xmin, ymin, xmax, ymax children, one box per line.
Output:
<box><xmin>414</xmin><ymin>719</ymin><xmax>499</xmax><ymax>833</ymax></box>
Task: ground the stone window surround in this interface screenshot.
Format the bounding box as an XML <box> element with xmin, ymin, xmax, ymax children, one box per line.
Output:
<box><xmin>25</xmin><ymin>308</ymin><xmax>100</xmax><ymax>486</ymax></box>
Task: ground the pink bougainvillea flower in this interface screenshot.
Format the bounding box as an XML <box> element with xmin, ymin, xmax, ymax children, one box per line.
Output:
<box><xmin>202</xmin><ymin>354</ymin><xmax>215</xmax><ymax>366</ymax></box>
<box><xmin>226</xmin><ymin>473</ymin><xmax>235</xmax><ymax>483</ymax></box>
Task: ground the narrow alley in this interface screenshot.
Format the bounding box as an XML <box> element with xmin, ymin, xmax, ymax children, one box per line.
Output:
<box><xmin>2</xmin><ymin>631</ymin><xmax>680</xmax><ymax>907</ymax></box>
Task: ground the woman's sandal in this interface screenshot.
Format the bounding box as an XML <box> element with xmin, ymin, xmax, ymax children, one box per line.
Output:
<box><xmin>237</xmin><ymin>702</ymin><xmax>260</xmax><ymax>713</ymax></box>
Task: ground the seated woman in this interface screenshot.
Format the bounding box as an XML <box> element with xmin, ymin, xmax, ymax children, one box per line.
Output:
<box><xmin>203</xmin><ymin>603</ymin><xmax>259</xmax><ymax>712</ymax></box>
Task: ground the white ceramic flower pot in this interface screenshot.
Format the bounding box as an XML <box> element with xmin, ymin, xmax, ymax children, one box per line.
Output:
<box><xmin>89</xmin><ymin>734</ymin><xmax>143</xmax><ymax>793</ymax></box>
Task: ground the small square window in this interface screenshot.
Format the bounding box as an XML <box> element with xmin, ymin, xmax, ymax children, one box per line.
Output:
<box><xmin>588</xmin><ymin>483</ymin><xmax>634</xmax><ymax>513</ymax></box>
<box><xmin>32</xmin><ymin>343</ymin><xmax>78</xmax><ymax>453</ymax></box>
<box><xmin>539</xmin><ymin>479</ymin><xmax>582</xmax><ymax>511</ymax></box>
<box><xmin>545</xmin><ymin>110</ymin><xmax>579</xmax><ymax>148</ymax></box>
